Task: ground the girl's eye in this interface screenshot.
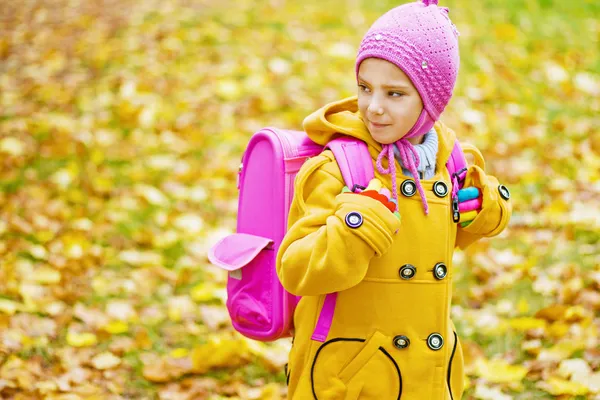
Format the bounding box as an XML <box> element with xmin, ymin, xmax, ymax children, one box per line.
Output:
<box><xmin>358</xmin><ymin>84</ymin><xmax>370</xmax><ymax>93</ymax></box>
<box><xmin>390</xmin><ymin>91</ymin><xmax>405</xmax><ymax>97</ymax></box>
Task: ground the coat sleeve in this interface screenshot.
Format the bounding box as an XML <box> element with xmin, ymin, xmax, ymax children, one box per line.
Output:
<box><xmin>276</xmin><ymin>153</ymin><xmax>401</xmax><ymax>296</ymax></box>
<box><xmin>455</xmin><ymin>162</ymin><xmax>512</xmax><ymax>250</ymax></box>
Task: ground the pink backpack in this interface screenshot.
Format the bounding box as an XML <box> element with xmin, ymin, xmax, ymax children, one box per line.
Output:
<box><xmin>208</xmin><ymin>127</ymin><xmax>467</xmax><ymax>341</ymax></box>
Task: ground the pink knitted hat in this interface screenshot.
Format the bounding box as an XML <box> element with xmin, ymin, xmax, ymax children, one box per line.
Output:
<box><xmin>356</xmin><ymin>0</ymin><xmax>460</xmax><ymax>138</ymax></box>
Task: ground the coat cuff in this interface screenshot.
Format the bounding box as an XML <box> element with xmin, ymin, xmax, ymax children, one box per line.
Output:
<box><xmin>459</xmin><ymin>166</ymin><xmax>512</xmax><ymax>237</ymax></box>
<box><xmin>334</xmin><ymin>193</ymin><xmax>401</xmax><ymax>256</ymax></box>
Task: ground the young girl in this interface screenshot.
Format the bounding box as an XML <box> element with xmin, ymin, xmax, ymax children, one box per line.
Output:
<box><xmin>276</xmin><ymin>0</ymin><xmax>512</xmax><ymax>399</ymax></box>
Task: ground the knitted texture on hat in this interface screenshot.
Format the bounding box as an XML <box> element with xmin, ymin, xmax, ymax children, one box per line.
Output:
<box><xmin>356</xmin><ymin>0</ymin><xmax>460</xmax><ymax>121</ymax></box>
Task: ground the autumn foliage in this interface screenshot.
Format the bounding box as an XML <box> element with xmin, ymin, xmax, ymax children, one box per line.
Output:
<box><xmin>0</xmin><ymin>0</ymin><xmax>598</xmax><ymax>399</ymax></box>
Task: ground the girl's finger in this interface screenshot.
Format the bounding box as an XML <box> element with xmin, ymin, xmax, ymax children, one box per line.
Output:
<box><xmin>458</xmin><ymin>197</ymin><xmax>482</xmax><ymax>212</ymax></box>
<box><xmin>379</xmin><ymin>187</ymin><xmax>391</xmax><ymax>200</ymax></box>
<box><xmin>459</xmin><ymin>210</ymin><xmax>478</xmax><ymax>222</ymax></box>
<box><xmin>457</xmin><ymin>187</ymin><xmax>480</xmax><ymax>202</ymax></box>
<box><xmin>365</xmin><ymin>178</ymin><xmax>383</xmax><ymax>192</ymax></box>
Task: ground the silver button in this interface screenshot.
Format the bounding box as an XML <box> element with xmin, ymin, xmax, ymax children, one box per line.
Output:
<box><xmin>433</xmin><ymin>181</ymin><xmax>448</xmax><ymax>198</ymax></box>
<box><xmin>375</xmin><ymin>34</ymin><xmax>382</xmax><ymax>40</ymax></box>
<box><xmin>399</xmin><ymin>264</ymin><xmax>416</xmax><ymax>280</ymax></box>
<box><xmin>433</xmin><ymin>263</ymin><xmax>447</xmax><ymax>280</ymax></box>
<box><xmin>498</xmin><ymin>184</ymin><xmax>510</xmax><ymax>200</ymax></box>
<box><xmin>421</xmin><ymin>61</ymin><xmax>428</xmax><ymax>70</ymax></box>
<box><xmin>393</xmin><ymin>335</ymin><xmax>410</xmax><ymax>349</ymax></box>
<box><xmin>401</xmin><ymin>180</ymin><xmax>417</xmax><ymax>197</ymax></box>
<box><xmin>427</xmin><ymin>333</ymin><xmax>444</xmax><ymax>350</ymax></box>
<box><xmin>345</xmin><ymin>211</ymin><xmax>363</xmax><ymax>229</ymax></box>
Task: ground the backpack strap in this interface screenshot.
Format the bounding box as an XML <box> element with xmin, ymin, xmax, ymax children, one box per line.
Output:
<box><xmin>447</xmin><ymin>140</ymin><xmax>468</xmax><ymax>197</ymax></box>
<box><xmin>311</xmin><ymin>136</ymin><xmax>373</xmax><ymax>342</ymax></box>
<box><xmin>326</xmin><ymin>137</ymin><xmax>374</xmax><ymax>192</ymax></box>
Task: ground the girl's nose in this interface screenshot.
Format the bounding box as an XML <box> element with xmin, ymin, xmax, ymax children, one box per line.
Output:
<box><xmin>368</xmin><ymin>103</ymin><xmax>384</xmax><ymax>115</ymax></box>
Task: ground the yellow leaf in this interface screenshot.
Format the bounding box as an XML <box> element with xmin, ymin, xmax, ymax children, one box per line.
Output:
<box><xmin>102</xmin><ymin>320</ymin><xmax>129</xmax><ymax>335</ymax></box>
<box><xmin>170</xmin><ymin>348</ymin><xmax>189</xmax><ymax>358</ymax></box>
<box><xmin>167</xmin><ymin>296</ymin><xmax>196</xmax><ymax>322</ymax></box>
<box><xmin>535</xmin><ymin>304</ymin><xmax>568</xmax><ymax>322</ymax></box>
<box><xmin>216</xmin><ymin>80</ymin><xmax>242</xmax><ymax>101</ymax></box>
<box><xmin>547</xmin><ymin>321</ymin><xmax>570</xmax><ymax>338</ymax></box>
<box><xmin>118</xmin><ymin>250</ymin><xmax>163</xmax><ymax>267</ymax></box>
<box><xmin>35</xmin><ymin>380</ymin><xmax>58</xmax><ymax>394</ymax></box>
<box><xmin>51</xmin><ymin>169</ymin><xmax>75</xmax><ymax>188</ymax></box>
<box><xmin>135</xmin><ymin>184</ymin><xmax>169</xmax><ymax>206</ymax></box>
<box><xmin>522</xmin><ymin>339</ymin><xmax>542</xmax><ymax>356</ymax></box>
<box><xmin>475</xmin><ymin>359</ymin><xmax>529</xmax><ymax>383</ymax></box>
<box><xmin>0</xmin><ymin>137</ymin><xmax>25</xmax><ymax>156</ymax></box>
<box><xmin>516</xmin><ymin>297</ymin><xmax>529</xmax><ymax>314</ymax></box>
<box><xmin>62</xmin><ymin>233</ymin><xmax>91</xmax><ymax>260</ymax></box>
<box><xmin>509</xmin><ymin>317</ymin><xmax>546</xmax><ymax>331</ymax></box>
<box><xmin>538</xmin><ymin>377</ymin><xmax>589</xmax><ymax>396</ymax></box>
<box><xmin>91</xmin><ymin>352</ymin><xmax>121</xmax><ymax>370</ymax></box>
<box><xmin>0</xmin><ymin>299</ymin><xmax>21</xmax><ymax>315</ymax></box>
<box><xmin>27</xmin><ymin>245</ymin><xmax>48</xmax><ymax>260</ymax></box>
<box><xmin>190</xmin><ymin>282</ymin><xmax>220</xmax><ymax>303</ymax></box>
<box><xmin>564</xmin><ymin>305</ymin><xmax>588</xmax><ymax>323</ymax></box>
<box><xmin>173</xmin><ymin>214</ymin><xmax>205</xmax><ymax>235</ymax></box>
<box><xmin>494</xmin><ymin>23</ymin><xmax>518</xmax><ymax>42</ymax></box>
<box><xmin>558</xmin><ymin>359</ymin><xmax>592</xmax><ymax>380</ymax></box>
<box><xmin>32</xmin><ymin>267</ymin><xmax>61</xmax><ymax>284</ymax></box>
<box><xmin>191</xmin><ymin>335</ymin><xmax>251</xmax><ymax>374</ymax></box>
<box><xmin>538</xmin><ymin>340</ymin><xmax>586</xmax><ymax>362</ymax></box>
<box><xmin>66</xmin><ymin>332</ymin><xmax>97</xmax><ymax>347</ymax></box>
<box><xmin>254</xmin><ymin>383</ymin><xmax>283</xmax><ymax>400</ymax></box>
<box><xmin>91</xmin><ymin>277</ymin><xmax>110</xmax><ymax>296</ymax></box>
<box><xmin>142</xmin><ymin>359</ymin><xmax>171</xmax><ymax>383</ymax></box>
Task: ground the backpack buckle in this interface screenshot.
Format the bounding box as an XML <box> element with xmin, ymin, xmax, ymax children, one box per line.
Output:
<box><xmin>351</xmin><ymin>184</ymin><xmax>367</xmax><ymax>193</ymax></box>
<box><xmin>452</xmin><ymin>167</ymin><xmax>467</xmax><ymax>186</ymax></box>
<box><xmin>452</xmin><ymin>197</ymin><xmax>460</xmax><ymax>223</ymax></box>
<box><xmin>237</xmin><ymin>162</ymin><xmax>243</xmax><ymax>189</ymax></box>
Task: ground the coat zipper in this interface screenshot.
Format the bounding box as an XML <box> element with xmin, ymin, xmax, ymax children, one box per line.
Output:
<box><xmin>447</xmin><ymin>331</ymin><xmax>458</xmax><ymax>400</ymax></box>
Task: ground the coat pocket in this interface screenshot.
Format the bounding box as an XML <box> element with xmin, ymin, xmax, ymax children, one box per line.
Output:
<box><xmin>311</xmin><ymin>331</ymin><xmax>402</xmax><ymax>400</ymax></box>
<box><xmin>447</xmin><ymin>332</ymin><xmax>465</xmax><ymax>400</ymax></box>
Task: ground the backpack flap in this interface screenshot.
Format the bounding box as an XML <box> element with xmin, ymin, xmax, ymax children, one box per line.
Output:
<box><xmin>208</xmin><ymin>233</ymin><xmax>273</xmax><ymax>277</ymax></box>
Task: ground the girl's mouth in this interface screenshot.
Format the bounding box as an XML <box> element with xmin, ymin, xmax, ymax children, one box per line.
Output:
<box><xmin>370</xmin><ymin>121</ymin><xmax>390</xmax><ymax>128</ymax></box>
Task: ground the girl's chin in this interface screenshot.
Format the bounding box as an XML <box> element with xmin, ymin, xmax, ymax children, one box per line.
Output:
<box><xmin>369</xmin><ymin>131</ymin><xmax>403</xmax><ymax>145</ymax></box>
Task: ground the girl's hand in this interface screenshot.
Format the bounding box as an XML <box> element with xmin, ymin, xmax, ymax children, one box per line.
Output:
<box><xmin>457</xmin><ymin>187</ymin><xmax>482</xmax><ymax>227</ymax></box>
<box><xmin>341</xmin><ymin>178</ymin><xmax>400</xmax><ymax>219</ymax></box>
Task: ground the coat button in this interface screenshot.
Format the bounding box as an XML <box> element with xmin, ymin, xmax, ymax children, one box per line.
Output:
<box><xmin>393</xmin><ymin>335</ymin><xmax>410</xmax><ymax>349</ymax></box>
<box><xmin>399</xmin><ymin>264</ymin><xmax>416</xmax><ymax>280</ymax></box>
<box><xmin>433</xmin><ymin>263</ymin><xmax>447</xmax><ymax>280</ymax></box>
<box><xmin>345</xmin><ymin>211</ymin><xmax>363</xmax><ymax>228</ymax></box>
<box><xmin>498</xmin><ymin>184</ymin><xmax>510</xmax><ymax>200</ymax></box>
<box><xmin>427</xmin><ymin>333</ymin><xmax>444</xmax><ymax>350</ymax></box>
<box><xmin>433</xmin><ymin>181</ymin><xmax>448</xmax><ymax>198</ymax></box>
<box><xmin>401</xmin><ymin>180</ymin><xmax>417</xmax><ymax>197</ymax></box>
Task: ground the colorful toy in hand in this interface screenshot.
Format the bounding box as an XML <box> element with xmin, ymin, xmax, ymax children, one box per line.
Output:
<box><xmin>342</xmin><ymin>178</ymin><xmax>401</xmax><ymax>219</ymax></box>
<box><xmin>457</xmin><ymin>187</ymin><xmax>482</xmax><ymax>227</ymax></box>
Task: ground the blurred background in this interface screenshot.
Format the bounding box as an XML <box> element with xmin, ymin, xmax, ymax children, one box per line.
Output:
<box><xmin>0</xmin><ymin>0</ymin><xmax>598</xmax><ymax>399</ymax></box>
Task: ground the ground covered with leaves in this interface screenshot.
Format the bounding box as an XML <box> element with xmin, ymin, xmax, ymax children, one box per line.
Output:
<box><xmin>0</xmin><ymin>0</ymin><xmax>598</xmax><ymax>399</ymax></box>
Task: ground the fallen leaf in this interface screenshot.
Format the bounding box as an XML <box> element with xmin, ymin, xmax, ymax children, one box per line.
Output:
<box><xmin>90</xmin><ymin>352</ymin><xmax>121</xmax><ymax>370</ymax></box>
<box><xmin>537</xmin><ymin>377</ymin><xmax>589</xmax><ymax>396</ymax></box>
<box><xmin>191</xmin><ymin>334</ymin><xmax>251</xmax><ymax>374</ymax></box>
<box><xmin>509</xmin><ymin>317</ymin><xmax>547</xmax><ymax>331</ymax></box>
<box><xmin>475</xmin><ymin>358</ymin><xmax>529</xmax><ymax>384</ymax></box>
<box><xmin>66</xmin><ymin>332</ymin><xmax>98</xmax><ymax>347</ymax></box>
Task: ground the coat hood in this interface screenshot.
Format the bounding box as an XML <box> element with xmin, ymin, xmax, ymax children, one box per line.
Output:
<box><xmin>302</xmin><ymin>96</ymin><xmax>457</xmax><ymax>172</ymax></box>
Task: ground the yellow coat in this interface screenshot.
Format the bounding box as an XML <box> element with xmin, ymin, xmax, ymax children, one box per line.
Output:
<box><xmin>276</xmin><ymin>97</ymin><xmax>512</xmax><ymax>400</ymax></box>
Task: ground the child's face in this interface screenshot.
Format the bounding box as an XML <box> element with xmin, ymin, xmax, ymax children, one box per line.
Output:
<box><xmin>357</xmin><ymin>58</ymin><xmax>424</xmax><ymax>144</ymax></box>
